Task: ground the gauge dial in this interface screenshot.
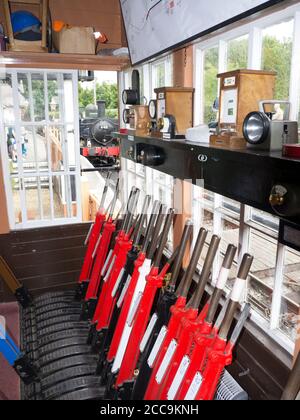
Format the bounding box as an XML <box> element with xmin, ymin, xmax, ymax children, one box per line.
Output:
<box><xmin>122</xmin><ymin>90</ymin><xmax>128</xmax><ymax>105</ymax></box>
<box><xmin>148</xmin><ymin>100</ymin><xmax>157</xmax><ymax>120</ymax></box>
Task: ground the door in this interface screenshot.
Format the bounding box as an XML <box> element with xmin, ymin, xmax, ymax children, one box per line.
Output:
<box><xmin>0</xmin><ymin>69</ymin><xmax>82</xmax><ymax>229</ymax></box>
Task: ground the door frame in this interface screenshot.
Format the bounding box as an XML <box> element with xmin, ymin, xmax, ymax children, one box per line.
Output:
<box><xmin>0</xmin><ymin>68</ymin><xmax>82</xmax><ymax>230</ymax></box>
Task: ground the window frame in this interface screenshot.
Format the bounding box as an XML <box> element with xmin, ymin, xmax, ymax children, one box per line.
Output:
<box><xmin>119</xmin><ymin>3</ymin><xmax>300</xmax><ymax>355</ymax></box>
<box><xmin>0</xmin><ymin>68</ymin><xmax>82</xmax><ymax>230</ymax></box>
<box><xmin>193</xmin><ymin>3</ymin><xmax>300</xmax><ymax>355</ymax></box>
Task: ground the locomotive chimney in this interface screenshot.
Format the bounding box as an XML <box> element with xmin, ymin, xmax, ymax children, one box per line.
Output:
<box><xmin>97</xmin><ymin>100</ymin><xmax>106</xmax><ymax>118</ymax></box>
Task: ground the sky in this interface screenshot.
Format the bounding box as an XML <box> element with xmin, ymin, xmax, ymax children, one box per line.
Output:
<box><xmin>263</xmin><ymin>19</ymin><xmax>294</xmax><ymax>41</ymax></box>
<box><xmin>80</xmin><ymin>71</ymin><xmax>117</xmax><ymax>89</ymax></box>
<box><xmin>95</xmin><ymin>71</ymin><xmax>118</xmax><ymax>84</ymax></box>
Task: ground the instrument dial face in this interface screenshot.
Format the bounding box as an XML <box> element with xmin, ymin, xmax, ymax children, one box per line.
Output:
<box><xmin>149</xmin><ymin>100</ymin><xmax>157</xmax><ymax>119</ymax></box>
<box><xmin>122</xmin><ymin>90</ymin><xmax>128</xmax><ymax>105</ymax></box>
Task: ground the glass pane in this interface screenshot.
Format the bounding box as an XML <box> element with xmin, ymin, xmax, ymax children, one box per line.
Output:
<box><xmin>139</xmin><ymin>67</ymin><xmax>144</xmax><ymax>99</ymax></box>
<box><xmin>166</xmin><ymin>175</ymin><xmax>174</xmax><ymax>190</ymax></box>
<box><xmin>127</xmin><ymin>160</ymin><xmax>136</xmax><ymax>173</ymax></box>
<box><xmin>247</xmin><ymin>229</ymin><xmax>277</xmax><ymax>321</ymax></box>
<box><xmin>227</xmin><ymin>35</ymin><xmax>249</xmax><ymax>71</ymax></box>
<box><xmin>5</xmin><ymin>126</ymin><xmax>19</xmax><ymax>166</ymax></box>
<box><xmin>17</xmin><ymin>73</ymin><xmax>31</xmax><ymax>122</ymax></box>
<box><xmin>279</xmin><ymin>248</ymin><xmax>300</xmax><ymax>342</ymax></box>
<box><xmin>154</xmin><ymin>63</ymin><xmax>165</xmax><ymax>88</ymax></box>
<box><xmin>153</xmin><ymin>169</ymin><xmax>166</xmax><ymax>184</ymax></box>
<box><xmin>0</xmin><ymin>74</ymin><xmax>14</xmax><ymax>124</ymax></box>
<box><xmin>48</xmin><ymin>73</ymin><xmax>61</xmax><ymax>122</ymax></box>
<box><xmin>262</xmin><ymin>19</ymin><xmax>294</xmax><ymax>100</ymax></box>
<box><xmin>220</xmin><ymin>216</ymin><xmax>240</xmax><ymax>259</ymax></box>
<box><xmin>52</xmin><ymin>175</ymin><xmax>67</xmax><ymax>219</ymax></box>
<box><xmin>66</xmin><ymin>125</ymin><xmax>76</xmax><ymax>169</ymax></box>
<box><xmin>136</xmin><ymin>163</ymin><xmax>145</xmax><ymax>178</ymax></box>
<box><xmin>32</xmin><ymin>73</ymin><xmax>45</xmax><ymax>122</ymax></box>
<box><xmin>11</xmin><ymin>177</ymin><xmax>22</xmax><ymax>225</ymax></box>
<box><xmin>221</xmin><ymin>196</ymin><xmax>241</xmax><ymax>219</ymax></box>
<box><xmin>36</xmin><ymin>127</ymin><xmax>49</xmax><ymax>172</ymax></box>
<box><xmin>154</xmin><ymin>184</ymin><xmax>166</xmax><ymax>203</ymax></box>
<box><xmin>136</xmin><ymin>176</ymin><xmax>146</xmax><ymax>195</ymax></box>
<box><xmin>70</xmin><ymin>175</ymin><xmax>77</xmax><ymax>218</ymax></box>
<box><xmin>203</xmin><ymin>46</ymin><xmax>219</xmax><ymax>125</ymax></box>
<box><xmin>64</xmin><ymin>73</ymin><xmax>74</xmax><ymax>123</ymax></box>
<box><xmin>48</xmin><ymin>126</ymin><xmax>64</xmax><ymax>172</ymax></box>
<box><xmin>21</xmin><ymin>126</ymin><xmax>36</xmax><ymax>172</ymax></box>
<box><xmin>20</xmin><ymin>126</ymin><xmax>49</xmax><ymax>173</ymax></box>
<box><xmin>250</xmin><ymin>208</ymin><xmax>280</xmax><ymax>233</ymax></box>
<box><xmin>40</xmin><ymin>176</ymin><xmax>51</xmax><ymax>220</ymax></box>
<box><xmin>24</xmin><ymin>177</ymin><xmax>41</xmax><ymax>221</ymax></box>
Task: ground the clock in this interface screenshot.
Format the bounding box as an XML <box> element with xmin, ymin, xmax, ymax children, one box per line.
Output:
<box><xmin>122</xmin><ymin>89</ymin><xmax>139</xmax><ymax>106</ymax></box>
<box><xmin>148</xmin><ymin>100</ymin><xmax>157</xmax><ymax>120</ymax></box>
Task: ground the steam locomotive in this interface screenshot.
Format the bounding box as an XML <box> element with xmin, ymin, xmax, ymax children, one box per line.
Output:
<box><xmin>80</xmin><ymin>100</ymin><xmax>120</xmax><ymax>169</ymax></box>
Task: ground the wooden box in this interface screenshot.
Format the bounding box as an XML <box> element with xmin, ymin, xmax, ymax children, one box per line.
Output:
<box><xmin>218</xmin><ymin>69</ymin><xmax>276</xmax><ymax>135</ymax></box>
<box><xmin>154</xmin><ymin>87</ymin><xmax>194</xmax><ymax>136</ymax></box>
<box><xmin>3</xmin><ymin>0</ymin><xmax>48</xmax><ymax>52</ymax></box>
<box><xmin>53</xmin><ymin>26</ymin><xmax>96</xmax><ymax>55</ymax></box>
<box><xmin>129</xmin><ymin>105</ymin><xmax>150</xmax><ymax>136</ymax></box>
<box><xmin>210</xmin><ymin>69</ymin><xmax>276</xmax><ymax>149</ymax></box>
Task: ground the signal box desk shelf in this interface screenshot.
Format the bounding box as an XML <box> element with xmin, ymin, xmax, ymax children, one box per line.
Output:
<box><xmin>115</xmin><ymin>131</ymin><xmax>300</xmax><ymax>231</ymax></box>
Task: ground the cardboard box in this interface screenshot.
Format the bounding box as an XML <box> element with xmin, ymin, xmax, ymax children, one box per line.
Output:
<box><xmin>49</xmin><ymin>0</ymin><xmax>125</xmax><ymax>49</ymax></box>
<box><xmin>53</xmin><ymin>26</ymin><xmax>96</xmax><ymax>54</ymax></box>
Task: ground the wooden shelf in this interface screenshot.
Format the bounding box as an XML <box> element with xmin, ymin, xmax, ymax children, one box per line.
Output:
<box><xmin>0</xmin><ymin>51</ymin><xmax>130</xmax><ymax>71</ymax></box>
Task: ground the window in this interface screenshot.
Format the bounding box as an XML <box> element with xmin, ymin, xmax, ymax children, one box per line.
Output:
<box><xmin>0</xmin><ymin>70</ymin><xmax>82</xmax><ymax>230</ymax></box>
<box><xmin>280</xmin><ymin>248</ymin><xmax>300</xmax><ymax>342</ymax></box>
<box><xmin>193</xmin><ymin>3</ymin><xmax>300</xmax><ymax>353</ymax></box>
<box><xmin>262</xmin><ymin>19</ymin><xmax>294</xmax><ymax>100</ymax></box>
<box><xmin>192</xmin><ymin>183</ymin><xmax>299</xmax><ymax>353</ymax></box>
<box><xmin>203</xmin><ymin>46</ymin><xmax>219</xmax><ymax>125</ymax></box>
<box><xmin>121</xmin><ymin>159</ymin><xmax>174</xmax><ymax>251</ymax></box>
<box><xmin>117</xmin><ymin>55</ymin><xmax>175</xmax><ymax>249</ymax></box>
<box><xmin>227</xmin><ymin>35</ymin><xmax>249</xmax><ymax>71</ymax></box>
<box><xmin>153</xmin><ymin>62</ymin><xmax>165</xmax><ymax>89</ymax></box>
<box><xmin>151</xmin><ymin>56</ymin><xmax>173</xmax><ymax>91</ymax></box>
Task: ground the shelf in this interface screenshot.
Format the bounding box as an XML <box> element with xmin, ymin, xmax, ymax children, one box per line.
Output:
<box><xmin>115</xmin><ymin>131</ymin><xmax>300</xmax><ymax>222</ymax></box>
<box><xmin>0</xmin><ymin>51</ymin><xmax>130</xmax><ymax>71</ymax></box>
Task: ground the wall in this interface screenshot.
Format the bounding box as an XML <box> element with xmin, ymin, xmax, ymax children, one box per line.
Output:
<box><xmin>0</xmin><ymin>223</ymin><xmax>90</xmax><ymax>302</ymax></box>
<box><xmin>173</xmin><ymin>46</ymin><xmax>194</xmax><ymax>88</ymax></box>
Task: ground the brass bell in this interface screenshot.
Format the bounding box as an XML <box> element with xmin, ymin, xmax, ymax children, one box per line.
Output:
<box><xmin>269</xmin><ymin>193</ymin><xmax>285</xmax><ymax>207</ymax></box>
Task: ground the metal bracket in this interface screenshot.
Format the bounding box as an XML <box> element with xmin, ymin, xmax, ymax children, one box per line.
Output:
<box><xmin>13</xmin><ymin>354</ymin><xmax>39</xmax><ymax>385</ymax></box>
<box><xmin>15</xmin><ymin>285</ymin><xmax>33</xmax><ymax>309</ymax></box>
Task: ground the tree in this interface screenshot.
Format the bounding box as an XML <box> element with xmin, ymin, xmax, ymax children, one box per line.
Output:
<box><xmin>78</xmin><ymin>82</ymin><xmax>118</xmax><ymax>119</ymax></box>
<box><xmin>78</xmin><ymin>84</ymin><xmax>94</xmax><ymax>109</ymax></box>
<box><xmin>203</xmin><ymin>47</ymin><xmax>219</xmax><ymax>124</ymax></box>
<box><xmin>96</xmin><ymin>82</ymin><xmax>118</xmax><ymax>110</ymax></box>
<box><xmin>262</xmin><ymin>35</ymin><xmax>292</xmax><ymax>100</ymax></box>
<box><xmin>203</xmin><ymin>35</ymin><xmax>293</xmax><ymax>124</ymax></box>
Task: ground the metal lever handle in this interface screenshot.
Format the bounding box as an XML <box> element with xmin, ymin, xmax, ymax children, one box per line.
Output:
<box><xmin>153</xmin><ymin>209</ymin><xmax>175</xmax><ymax>267</ymax></box>
<box><xmin>259</xmin><ymin>100</ymin><xmax>291</xmax><ymax>120</ymax></box>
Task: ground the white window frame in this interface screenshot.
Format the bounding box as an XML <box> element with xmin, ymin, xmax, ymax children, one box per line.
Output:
<box><xmin>192</xmin><ymin>3</ymin><xmax>300</xmax><ymax>355</ymax></box>
<box><xmin>0</xmin><ymin>68</ymin><xmax>82</xmax><ymax>230</ymax></box>
<box><xmin>194</xmin><ymin>2</ymin><xmax>300</xmax><ymax>125</ymax></box>
<box><xmin>192</xmin><ymin>185</ymin><xmax>297</xmax><ymax>355</ymax></box>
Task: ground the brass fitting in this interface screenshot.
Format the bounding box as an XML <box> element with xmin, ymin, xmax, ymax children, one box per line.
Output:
<box><xmin>157</xmin><ymin>118</ymin><xmax>164</xmax><ymax>130</ymax></box>
<box><xmin>269</xmin><ymin>193</ymin><xmax>285</xmax><ymax>207</ymax></box>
